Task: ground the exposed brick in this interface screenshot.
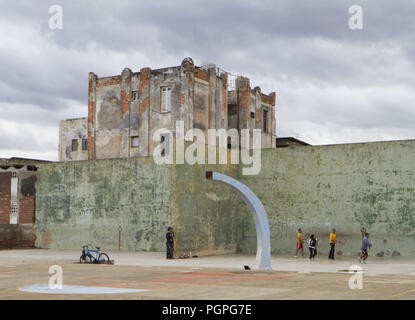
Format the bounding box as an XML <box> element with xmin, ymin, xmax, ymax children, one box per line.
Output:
<box><xmin>96</xmin><ymin>76</ymin><xmax>121</xmax><ymax>87</ymax></box>
<box><xmin>195</xmin><ymin>68</ymin><xmax>210</xmax><ymax>83</ymax></box>
<box><xmin>237</xmin><ymin>78</ymin><xmax>250</xmax><ymax>127</ymax></box>
<box><xmin>261</xmin><ymin>93</ymin><xmax>275</xmax><ymax>106</ymax></box>
<box><xmin>19</xmin><ymin>196</ymin><xmax>35</xmax><ymax>224</ymax></box>
<box><xmin>139</xmin><ymin>68</ymin><xmax>151</xmax><ymax>116</ymax></box>
<box><xmin>120</xmin><ymin>90</ymin><xmax>130</xmax><ymax>114</ymax></box>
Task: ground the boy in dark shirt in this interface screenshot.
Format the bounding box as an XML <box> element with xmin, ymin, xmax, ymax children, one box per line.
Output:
<box><xmin>359</xmin><ymin>232</ymin><xmax>372</xmax><ymax>263</ymax></box>
<box><xmin>166</xmin><ymin>227</ymin><xmax>175</xmax><ymax>259</ymax></box>
<box><xmin>308</xmin><ymin>234</ymin><xmax>318</xmax><ymax>260</ymax></box>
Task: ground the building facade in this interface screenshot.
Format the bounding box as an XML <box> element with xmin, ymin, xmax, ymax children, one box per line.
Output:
<box><xmin>59</xmin><ymin>58</ymin><xmax>277</xmax><ymax>161</ymax></box>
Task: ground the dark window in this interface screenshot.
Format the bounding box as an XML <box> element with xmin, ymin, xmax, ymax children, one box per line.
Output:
<box><xmin>71</xmin><ymin>139</ymin><xmax>78</xmax><ymax>152</ymax></box>
<box><xmin>251</xmin><ymin>112</ymin><xmax>255</xmax><ymax>119</ymax></box>
<box><xmin>263</xmin><ymin>109</ymin><xmax>268</xmax><ymax>133</ymax></box>
<box><xmin>228</xmin><ymin>104</ymin><xmax>237</xmax><ymax>116</ymax></box>
<box><xmin>82</xmin><ymin>139</ymin><xmax>88</xmax><ymax>151</ymax></box>
<box><xmin>131</xmin><ymin>91</ymin><xmax>139</xmax><ymax>101</ymax></box>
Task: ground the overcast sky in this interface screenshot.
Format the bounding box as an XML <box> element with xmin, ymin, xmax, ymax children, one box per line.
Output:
<box><xmin>1</xmin><ymin>0</ymin><xmax>415</xmax><ymax>161</ymax></box>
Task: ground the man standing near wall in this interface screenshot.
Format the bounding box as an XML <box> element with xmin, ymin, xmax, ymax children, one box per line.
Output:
<box><xmin>328</xmin><ymin>228</ymin><xmax>337</xmax><ymax>260</ymax></box>
<box><xmin>166</xmin><ymin>227</ymin><xmax>175</xmax><ymax>259</ymax></box>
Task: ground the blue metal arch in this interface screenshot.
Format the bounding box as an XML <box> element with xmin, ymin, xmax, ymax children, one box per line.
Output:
<box><xmin>206</xmin><ymin>171</ymin><xmax>271</xmax><ymax>270</ymax></box>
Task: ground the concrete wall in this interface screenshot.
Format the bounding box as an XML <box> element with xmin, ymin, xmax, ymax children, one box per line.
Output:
<box><xmin>36</xmin><ymin>139</ymin><xmax>415</xmax><ymax>257</ymax></box>
<box><xmin>35</xmin><ymin>158</ymin><xmax>173</xmax><ymax>251</ymax></box>
<box><xmin>35</xmin><ymin>148</ymin><xmax>243</xmax><ymax>255</ymax></box>
<box><xmin>0</xmin><ymin>224</ymin><xmax>36</xmax><ymax>248</ymax></box>
<box><xmin>239</xmin><ymin>140</ymin><xmax>415</xmax><ymax>258</ymax></box>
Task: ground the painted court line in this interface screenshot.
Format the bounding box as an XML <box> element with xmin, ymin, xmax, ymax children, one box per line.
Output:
<box><xmin>19</xmin><ymin>284</ymin><xmax>149</xmax><ymax>295</ymax></box>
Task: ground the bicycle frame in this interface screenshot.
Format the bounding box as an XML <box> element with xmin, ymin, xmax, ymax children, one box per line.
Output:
<box><xmin>81</xmin><ymin>245</ymin><xmax>103</xmax><ymax>263</ymax></box>
<box><xmin>86</xmin><ymin>248</ymin><xmax>101</xmax><ymax>262</ymax></box>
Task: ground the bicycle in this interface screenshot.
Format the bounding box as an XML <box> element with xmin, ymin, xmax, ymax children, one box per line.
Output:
<box><xmin>79</xmin><ymin>244</ymin><xmax>110</xmax><ymax>264</ymax></box>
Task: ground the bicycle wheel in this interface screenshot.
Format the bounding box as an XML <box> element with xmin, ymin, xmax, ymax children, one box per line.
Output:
<box><xmin>80</xmin><ymin>254</ymin><xmax>93</xmax><ymax>263</ymax></box>
<box><xmin>98</xmin><ymin>253</ymin><xmax>110</xmax><ymax>264</ymax></box>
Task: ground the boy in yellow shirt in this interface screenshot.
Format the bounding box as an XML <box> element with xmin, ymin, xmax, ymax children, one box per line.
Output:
<box><xmin>328</xmin><ymin>228</ymin><xmax>337</xmax><ymax>260</ymax></box>
<box><xmin>295</xmin><ymin>228</ymin><xmax>305</xmax><ymax>257</ymax></box>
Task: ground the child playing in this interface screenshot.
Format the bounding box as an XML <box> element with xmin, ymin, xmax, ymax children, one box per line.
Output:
<box><xmin>295</xmin><ymin>228</ymin><xmax>305</xmax><ymax>257</ymax></box>
<box><xmin>359</xmin><ymin>232</ymin><xmax>372</xmax><ymax>263</ymax></box>
<box><xmin>308</xmin><ymin>234</ymin><xmax>318</xmax><ymax>260</ymax></box>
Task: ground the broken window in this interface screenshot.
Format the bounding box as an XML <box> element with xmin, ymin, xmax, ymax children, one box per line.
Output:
<box><xmin>131</xmin><ymin>136</ymin><xmax>139</xmax><ymax>148</ymax></box>
<box><xmin>131</xmin><ymin>91</ymin><xmax>139</xmax><ymax>101</ymax></box>
<box><xmin>263</xmin><ymin>109</ymin><xmax>268</xmax><ymax>133</ymax></box>
<box><xmin>161</xmin><ymin>87</ymin><xmax>172</xmax><ymax>112</ymax></box>
<box><xmin>82</xmin><ymin>139</ymin><xmax>88</xmax><ymax>151</ymax></box>
<box><xmin>71</xmin><ymin>139</ymin><xmax>78</xmax><ymax>152</ymax></box>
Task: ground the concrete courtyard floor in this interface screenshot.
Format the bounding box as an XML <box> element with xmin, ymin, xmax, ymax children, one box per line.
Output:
<box><xmin>1</xmin><ymin>249</ymin><xmax>415</xmax><ymax>299</ymax></box>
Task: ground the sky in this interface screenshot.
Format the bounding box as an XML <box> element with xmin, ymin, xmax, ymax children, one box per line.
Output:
<box><xmin>1</xmin><ymin>0</ymin><xmax>415</xmax><ymax>161</ymax></box>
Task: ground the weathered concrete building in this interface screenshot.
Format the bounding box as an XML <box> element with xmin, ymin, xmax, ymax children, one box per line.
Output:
<box><xmin>59</xmin><ymin>118</ymin><xmax>88</xmax><ymax>161</ymax></box>
<box><xmin>59</xmin><ymin>58</ymin><xmax>277</xmax><ymax>161</ymax></box>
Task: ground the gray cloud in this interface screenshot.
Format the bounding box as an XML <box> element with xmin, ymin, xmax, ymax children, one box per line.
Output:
<box><xmin>0</xmin><ymin>0</ymin><xmax>414</xmax><ymax>160</ymax></box>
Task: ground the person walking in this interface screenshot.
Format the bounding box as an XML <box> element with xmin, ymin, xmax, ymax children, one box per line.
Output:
<box><xmin>308</xmin><ymin>234</ymin><xmax>318</xmax><ymax>260</ymax></box>
<box><xmin>359</xmin><ymin>232</ymin><xmax>372</xmax><ymax>263</ymax></box>
<box><xmin>328</xmin><ymin>228</ymin><xmax>337</xmax><ymax>260</ymax></box>
<box><xmin>295</xmin><ymin>228</ymin><xmax>305</xmax><ymax>257</ymax></box>
<box><xmin>166</xmin><ymin>227</ymin><xmax>175</xmax><ymax>259</ymax></box>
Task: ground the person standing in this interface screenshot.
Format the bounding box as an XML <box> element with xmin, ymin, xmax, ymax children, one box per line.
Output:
<box><xmin>308</xmin><ymin>234</ymin><xmax>317</xmax><ymax>260</ymax></box>
<box><xmin>328</xmin><ymin>228</ymin><xmax>337</xmax><ymax>260</ymax></box>
<box><xmin>166</xmin><ymin>227</ymin><xmax>175</xmax><ymax>259</ymax></box>
<box><xmin>359</xmin><ymin>232</ymin><xmax>372</xmax><ymax>263</ymax></box>
<box><xmin>295</xmin><ymin>228</ymin><xmax>305</xmax><ymax>257</ymax></box>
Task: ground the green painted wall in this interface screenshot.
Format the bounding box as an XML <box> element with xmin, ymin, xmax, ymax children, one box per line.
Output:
<box><xmin>239</xmin><ymin>140</ymin><xmax>415</xmax><ymax>257</ymax></box>
<box><xmin>36</xmin><ymin>139</ymin><xmax>415</xmax><ymax>257</ymax></box>
<box><xmin>35</xmin><ymin>158</ymin><xmax>173</xmax><ymax>251</ymax></box>
<box><xmin>171</xmin><ymin>162</ymin><xmax>243</xmax><ymax>255</ymax></box>
<box><xmin>35</xmin><ymin>150</ymin><xmax>244</xmax><ymax>255</ymax></box>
